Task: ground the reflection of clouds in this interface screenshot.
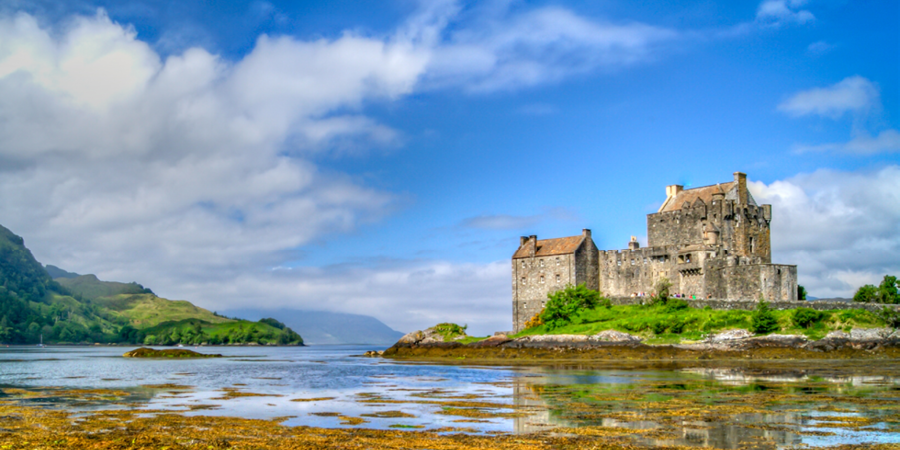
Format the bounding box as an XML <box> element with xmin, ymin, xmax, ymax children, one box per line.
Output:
<box><xmin>682</xmin><ymin>367</ymin><xmax>900</xmax><ymax>387</ymax></box>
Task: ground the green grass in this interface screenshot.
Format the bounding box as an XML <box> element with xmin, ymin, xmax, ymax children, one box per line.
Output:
<box><xmin>513</xmin><ymin>303</ymin><xmax>888</xmax><ymax>342</ymax></box>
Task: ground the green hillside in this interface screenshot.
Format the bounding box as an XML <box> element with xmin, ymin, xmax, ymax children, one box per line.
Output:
<box><xmin>0</xmin><ymin>224</ymin><xmax>302</xmax><ymax>346</ymax></box>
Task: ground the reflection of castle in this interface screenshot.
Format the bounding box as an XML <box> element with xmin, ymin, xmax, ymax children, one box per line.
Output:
<box><xmin>512</xmin><ymin>172</ymin><xmax>797</xmax><ymax>332</ymax></box>
<box><xmin>513</xmin><ymin>378</ymin><xmax>803</xmax><ymax>449</ymax></box>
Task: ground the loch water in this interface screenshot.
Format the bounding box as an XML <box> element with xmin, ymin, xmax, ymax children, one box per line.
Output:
<box><xmin>0</xmin><ymin>345</ymin><xmax>898</xmax><ymax>449</ymax></box>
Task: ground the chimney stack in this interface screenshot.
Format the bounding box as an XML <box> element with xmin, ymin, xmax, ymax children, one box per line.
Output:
<box><xmin>734</xmin><ymin>172</ymin><xmax>747</xmax><ymax>205</ymax></box>
<box><xmin>582</xmin><ymin>229</ymin><xmax>591</xmax><ymax>239</ymax></box>
<box><xmin>628</xmin><ymin>236</ymin><xmax>640</xmax><ymax>250</ymax></box>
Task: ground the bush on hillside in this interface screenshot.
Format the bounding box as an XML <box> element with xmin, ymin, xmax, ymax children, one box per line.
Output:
<box><xmin>878</xmin><ymin>307</ymin><xmax>900</xmax><ymax>329</ymax></box>
<box><xmin>664</xmin><ymin>298</ymin><xmax>689</xmax><ymax>313</ymax></box>
<box><xmin>791</xmin><ymin>308</ymin><xmax>826</xmax><ymax>329</ymax></box>
<box><xmin>540</xmin><ymin>284</ymin><xmax>601</xmax><ymax>330</ymax></box>
<box><xmin>750</xmin><ymin>299</ymin><xmax>779</xmax><ymax>334</ymax></box>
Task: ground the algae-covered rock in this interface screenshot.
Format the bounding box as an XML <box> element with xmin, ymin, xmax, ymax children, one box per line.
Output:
<box><xmin>123</xmin><ymin>347</ymin><xmax>223</xmax><ymax>358</ymax></box>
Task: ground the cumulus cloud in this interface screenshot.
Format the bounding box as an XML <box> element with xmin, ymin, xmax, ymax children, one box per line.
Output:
<box><xmin>779</xmin><ymin>76</ymin><xmax>899</xmax><ymax>155</ymax></box>
<box><xmin>0</xmin><ymin>4</ymin><xmax>679</xmax><ymax>335</ymax></box>
<box><xmin>749</xmin><ymin>166</ymin><xmax>900</xmax><ymax>299</ymax></box>
<box><xmin>756</xmin><ymin>0</ymin><xmax>815</xmax><ymax>26</ymax></box>
<box><xmin>0</xmin><ymin>9</ymin><xmax>423</xmax><ymax>291</ymax></box>
<box><xmin>778</xmin><ymin>76</ymin><xmax>879</xmax><ymax>119</ymax></box>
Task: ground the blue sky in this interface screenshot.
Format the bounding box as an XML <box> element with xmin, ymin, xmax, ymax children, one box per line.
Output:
<box><xmin>0</xmin><ymin>0</ymin><xmax>897</xmax><ymax>334</ymax></box>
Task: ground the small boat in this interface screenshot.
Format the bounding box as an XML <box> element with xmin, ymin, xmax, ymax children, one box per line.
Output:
<box><xmin>37</xmin><ymin>334</ymin><xmax>44</xmax><ymax>348</ymax></box>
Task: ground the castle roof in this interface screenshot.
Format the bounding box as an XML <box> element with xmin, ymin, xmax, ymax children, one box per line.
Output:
<box><xmin>658</xmin><ymin>182</ymin><xmax>734</xmax><ymax>213</ymax></box>
<box><xmin>512</xmin><ymin>235</ymin><xmax>584</xmax><ymax>259</ymax></box>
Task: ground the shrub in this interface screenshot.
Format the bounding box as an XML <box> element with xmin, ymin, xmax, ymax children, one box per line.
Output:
<box><xmin>652</xmin><ymin>277</ymin><xmax>672</xmax><ymax>305</ymax></box>
<box><xmin>651</xmin><ymin>321</ymin><xmax>668</xmax><ymax>335</ymax></box>
<box><xmin>791</xmin><ymin>308</ymin><xmax>825</xmax><ymax>329</ymax></box>
<box><xmin>878</xmin><ymin>307</ymin><xmax>900</xmax><ymax>329</ymax></box>
<box><xmin>665</xmin><ymin>298</ymin><xmax>689</xmax><ymax>313</ymax></box>
<box><xmin>798</xmin><ymin>285</ymin><xmax>807</xmax><ymax>300</ymax></box>
<box><xmin>750</xmin><ymin>300</ymin><xmax>779</xmax><ymax>334</ymax></box>
<box><xmin>853</xmin><ymin>276</ymin><xmax>899</xmax><ymax>304</ymax></box>
<box><xmin>669</xmin><ymin>319</ymin><xmax>685</xmax><ymax>334</ymax></box>
<box><xmin>540</xmin><ymin>284</ymin><xmax>600</xmax><ymax>330</ymax></box>
<box><xmin>433</xmin><ymin>323</ymin><xmax>467</xmax><ymax>338</ymax></box>
<box><xmin>523</xmin><ymin>311</ymin><xmax>544</xmax><ymax>329</ymax></box>
<box><xmin>854</xmin><ymin>284</ymin><xmax>878</xmax><ymax>303</ymax></box>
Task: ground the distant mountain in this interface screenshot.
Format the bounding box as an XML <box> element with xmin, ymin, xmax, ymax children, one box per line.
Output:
<box><xmin>222</xmin><ymin>309</ymin><xmax>404</xmax><ymax>345</ymax></box>
<box><xmin>45</xmin><ymin>265</ymin><xmax>79</xmax><ymax>279</ymax></box>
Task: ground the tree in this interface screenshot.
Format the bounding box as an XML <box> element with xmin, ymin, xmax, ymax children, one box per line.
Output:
<box><xmin>853</xmin><ymin>275</ymin><xmax>899</xmax><ymax>304</ymax></box>
<box><xmin>653</xmin><ymin>277</ymin><xmax>672</xmax><ymax>305</ymax></box>
<box><xmin>878</xmin><ymin>275</ymin><xmax>899</xmax><ymax>304</ymax></box>
<box><xmin>854</xmin><ymin>284</ymin><xmax>878</xmax><ymax>303</ymax></box>
<box><xmin>797</xmin><ymin>285</ymin><xmax>807</xmax><ymax>300</ymax></box>
<box><xmin>751</xmin><ymin>299</ymin><xmax>780</xmax><ymax>334</ymax></box>
<box><xmin>539</xmin><ymin>284</ymin><xmax>601</xmax><ymax>330</ymax></box>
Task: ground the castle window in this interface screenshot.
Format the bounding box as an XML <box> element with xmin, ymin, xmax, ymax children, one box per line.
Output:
<box><xmin>750</xmin><ymin>237</ymin><xmax>755</xmax><ymax>253</ymax></box>
<box><xmin>556</xmin><ymin>257</ymin><xmax>560</xmax><ymax>265</ymax></box>
<box><xmin>556</xmin><ymin>274</ymin><xmax>561</xmax><ymax>283</ymax></box>
<box><xmin>685</xmin><ymin>254</ymin><xmax>692</xmax><ymax>263</ymax></box>
<box><xmin>540</xmin><ymin>260</ymin><xmax>544</xmax><ymax>267</ymax></box>
<box><xmin>630</xmin><ymin>259</ymin><xmax>635</xmax><ymax>265</ymax></box>
<box><xmin>540</xmin><ymin>276</ymin><xmax>545</xmax><ymax>284</ymax></box>
<box><xmin>521</xmin><ymin>261</ymin><xmax>525</xmax><ymax>269</ymax></box>
<box><xmin>643</xmin><ymin>258</ymin><xmax>648</xmax><ymax>264</ymax></box>
<box><xmin>617</xmin><ymin>260</ymin><xmax>622</xmax><ymax>266</ymax></box>
<box><xmin>678</xmin><ymin>255</ymin><xmax>685</xmax><ymax>264</ymax></box>
<box><xmin>521</xmin><ymin>277</ymin><xmax>526</xmax><ymax>285</ymax></box>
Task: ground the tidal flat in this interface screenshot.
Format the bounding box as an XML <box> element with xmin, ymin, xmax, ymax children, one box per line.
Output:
<box><xmin>0</xmin><ymin>346</ymin><xmax>898</xmax><ymax>449</ymax></box>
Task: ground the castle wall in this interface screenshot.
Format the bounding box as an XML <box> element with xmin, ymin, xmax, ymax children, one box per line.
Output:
<box><xmin>512</xmin><ymin>253</ymin><xmax>576</xmax><ymax>333</ymax></box>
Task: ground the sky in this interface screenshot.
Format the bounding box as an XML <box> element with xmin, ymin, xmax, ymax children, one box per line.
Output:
<box><xmin>0</xmin><ymin>0</ymin><xmax>897</xmax><ymax>336</ymax></box>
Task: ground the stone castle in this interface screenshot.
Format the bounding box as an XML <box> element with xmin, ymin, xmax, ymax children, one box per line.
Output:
<box><xmin>511</xmin><ymin>172</ymin><xmax>797</xmax><ymax>332</ymax></box>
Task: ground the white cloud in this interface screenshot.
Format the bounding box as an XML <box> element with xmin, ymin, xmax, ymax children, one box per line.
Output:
<box><xmin>778</xmin><ymin>76</ymin><xmax>879</xmax><ymax>119</ymax></box>
<box><xmin>756</xmin><ymin>0</ymin><xmax>815</xmax><ymax>26</ymax></box>
<box><xmin>749</xmin><ymin>166</ymin><xmax>900</xmax><ymax>299</ymax></box>
<box><xmin>422</xmin><ymin>4</ymin><xmax>678</xmax><ymax>92</ymax></box>
<box><xmin>793</xmin><ymin>129</ymin><xmax>900</xmax><ymax>155</ymax></box>
<box><xmin>174</xmin><ymin>259</ymin><xmax>512</xmax><ymax>336</ymax></box>
<box><xmin>0</xmin><ymin>4</ymin><xmax>683</xmax><ymax>337</ymax></box>
<box><xmin>806</xmin><ymin>40</ymin><xmax>833</xmax><ymax>56</ymax></box>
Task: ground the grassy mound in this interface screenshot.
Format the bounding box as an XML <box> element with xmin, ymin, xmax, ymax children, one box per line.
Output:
<box><xmin>516</xmin><ymin>303</ymin><xmax>889</xmax><ymax>342</ymax></box>
<box><xmin>123</xmin><ymin>347</ymin><xmax>222</xmax><ymax>358</ymax></box>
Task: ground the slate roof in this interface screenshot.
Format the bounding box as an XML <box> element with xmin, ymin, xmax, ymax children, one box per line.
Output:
<box><xmin>658</xmin><ymin>182</ymin><xmax>735</xmax><ymax>213</ymax></box>
<box><xmin>512</xmin><ymin>235</ymin><xmax>584</xmax><ymax>259</ymax></box>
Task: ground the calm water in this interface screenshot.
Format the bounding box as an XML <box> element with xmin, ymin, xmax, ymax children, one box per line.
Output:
<box><xmin>1</xmin><ymin>345</ymin><xmax>898</xmax><ymax>449</ymax></box>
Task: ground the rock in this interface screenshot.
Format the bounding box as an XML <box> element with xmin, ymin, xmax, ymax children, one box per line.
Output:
<box><xmin>362</xmin><ymin>350</ymin><xmax>384</xmax><ymax>357</ymax></box>
<box><xmin>594</xmin><ymin>330</ymin><xmax>642</xmax><ymax>342</ymax></box>
<box><xmin>396</xmin><ymin>330</ymin><xmax>426</xmax><ymax>345</ymax></box>
<box><xmin>123</xmin><ymin>347</ymin><xmax>222</xmax><ymax>358</ymax></box>
<box><xmin>708</xmin><ymin>329</ymin><xmax>753</xmax><ymax>342</ymax></box>
<box><xmin>850</xmin><ymin>328</ymin><xmax>892</xmax><ymax>341</ymax></box>
<box><xmin>467</xmin><ymin>336</ymin><xmax>510</xmax><ymax>348</ymax></box>
<box><xmin>739</xmin><ymin>334</ymin><xmax>807</xmax><ymax>349</ymax></box>
<box><xmin>825</xmin><ymin>330</ymin><xmax>850</xmax><ymax>339</ymax></box>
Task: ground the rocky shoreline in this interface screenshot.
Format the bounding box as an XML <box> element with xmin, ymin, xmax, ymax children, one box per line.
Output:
<box><xmin>382</xmin><ymin>327</ymin><xmax>900</xmax><ymax>361</ymax></box>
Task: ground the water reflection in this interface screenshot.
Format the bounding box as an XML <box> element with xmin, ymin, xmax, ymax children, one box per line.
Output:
<box><xmin>513</xmin><ymin>365</ymin><xmax>900</xmax><ymax>449</ymax></box>
<box><xmin>0</xmin><ymin>346</ymin><xmax>898</xmax><ymax>448</ymax></box>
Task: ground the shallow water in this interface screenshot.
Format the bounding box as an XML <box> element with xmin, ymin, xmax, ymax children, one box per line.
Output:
<box><xmin>0</xmin><ymin>345</ymin><xmax>898</xmax><ymax>449</ymax></box>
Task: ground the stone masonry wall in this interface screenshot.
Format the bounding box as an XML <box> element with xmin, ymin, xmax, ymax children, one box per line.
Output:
<box><xmin>512</xmin><ymin>253</ymin><xmax>576</xmax><ymax>333</ymax></box>
<box><xmin>607</xmin><ymin>297</ymin><xmax>899</xmax><ymax>314</ymax></box>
